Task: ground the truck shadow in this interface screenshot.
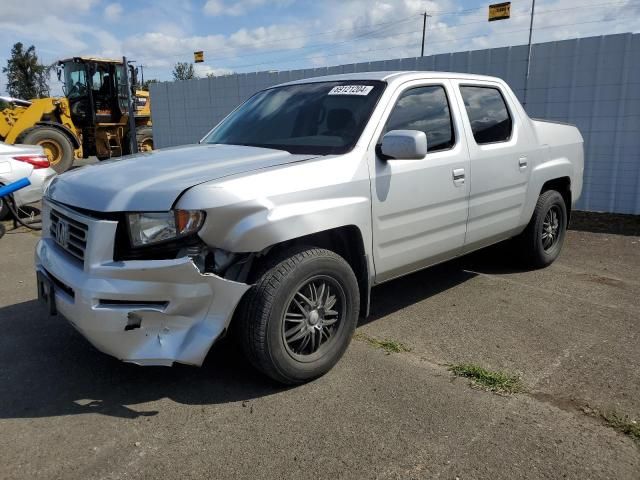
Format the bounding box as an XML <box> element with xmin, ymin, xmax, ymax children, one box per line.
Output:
<box><xmin>568</xmin><ymin>211</ymin><xmax>640</xmax><ymax>237</ymax></box>
<box><xmin>365</xmin><ymin>241</ymin><xmax>523</xmax><ymax>323</ymax></box>
<box><xmin>0</xmin><ymin>245</ymin><xmax>519</xmax><ymax>420</ymax></box>
<box><xmin>0</xmin><ymin>298</ymin><xmax>284</xmax><ymax>420</ymax></box>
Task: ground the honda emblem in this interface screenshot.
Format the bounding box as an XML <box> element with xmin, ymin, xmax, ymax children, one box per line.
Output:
<box><xmin>56</xmin><ymin>219</ymin><xmax>70</xmax><ymax>248</ymax></box>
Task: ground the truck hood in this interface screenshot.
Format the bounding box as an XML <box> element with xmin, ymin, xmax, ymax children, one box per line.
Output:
<box><xmin>47</xmin><ymin>144</ymin><xmax>319</xmax><ymax>211</ymax></box>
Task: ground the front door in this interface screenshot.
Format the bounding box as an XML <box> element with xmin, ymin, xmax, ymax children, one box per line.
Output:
<box><xmin>370</xmin><ymin>80</ymin><xmax>471</xmax><ymax>283</ymax></box>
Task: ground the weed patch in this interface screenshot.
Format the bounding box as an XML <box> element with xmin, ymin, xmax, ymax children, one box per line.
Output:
<box><xmin>354</xmin><ymin>333</ymin><xmax>411</xmax><ymax>354</ymax></box>
<box><xmin>601</xmin><ymin>411</ymin><xmax>640</xmax><ymax>443</ymax></box>
<box><xmin>449</xmin><ymin>363</ymin><xmax>523</xmax><ymax>394</ymax></box>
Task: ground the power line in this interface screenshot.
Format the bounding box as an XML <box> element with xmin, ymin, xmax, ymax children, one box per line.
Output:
<box><xmin>147</xmin><ymin>0</ymin><xmax>640</xmax><ymax>68</ymax></box>
<box><xmin>429</xmin><ymin>0</ymin><xmax>635</xmax><ymax>17</ymax></box>
<box><xmin>192</xmin><ymin>17</ymin><xmax>419</xmax><ymax>64</ymax></box>
<box><xmin>278</xmin><ymin>16</ymin><xmax>420</xmax><ymax>64</ymax></box>
<box><xmin>59</xmin><ymin>1</ymin><xmax>629</xmax><ymax>77</ymax></box>
<box><xmin>144</xmin><ymin>15</ymin><xmax>421</xmax><ymax>62</ymax></box>
<box><xmin>535</xmin><ymin>0</ymin><xmax>636</xmax><ymax>14</ymax></box>
<box><xmin>220</xmin><ymin>0</ymin><xmax>640</xmax><ymax>64</ymax></box>
<box><xmin>225</xmin><ymin>16</ymin><xmax>632</xmax><ymax>71</ymax></box>
<box><xmin>161</xmin><ymin>0</ymin><xmax>630</xmax><ymax>67</ymax></box>
<box><xmin>37</xmin><ymin>17</ymin><xmax>416</xmax><ymax>70</ymax></box>
<box><xmin>245</xmin><ymin>18</ymin><xmax>619</xmax><ymax>69</ymax></box>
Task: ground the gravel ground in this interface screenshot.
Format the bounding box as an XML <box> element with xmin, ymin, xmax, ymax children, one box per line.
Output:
<box><xmin>0</xmin><ymin>216</ymin><xmax>638</xmax><ymax>479</ymax></box>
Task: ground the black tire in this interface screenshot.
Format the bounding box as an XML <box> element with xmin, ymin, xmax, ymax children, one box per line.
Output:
<box><xmin>238</xmin><ymin>247</ymin><xmax>360</xmax><ymax>384</ymax></box>
<box><xmin>516</xmin><ymin>190</ymin><xmax>568</xmax><ymax>268</ymax></box>
<box><xmin>136</xmin><ymin>126</ymin><xmax>153</xmax><ymax>152</ymax></box>
<box><xmin>18</xmin><ymin>126</ymin><xmax>75</xmax><ymax>173</ymax></box>
<box><xmin>0</xmin><ymin>191</ymin><xmax>10</xmax><ymax>220</ymax></box>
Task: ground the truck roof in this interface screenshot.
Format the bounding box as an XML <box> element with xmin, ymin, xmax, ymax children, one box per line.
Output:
<box><xmin>277</xmin><ymin>71</ymin><xmax>502</xmax><ymax>87</ymax></box>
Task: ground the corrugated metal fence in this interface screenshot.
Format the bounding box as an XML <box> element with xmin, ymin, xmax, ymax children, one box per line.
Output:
<box><xmin>150</xmin><ymin>33</ymin><xmax>640</xmax><ymax>214</ymax></box>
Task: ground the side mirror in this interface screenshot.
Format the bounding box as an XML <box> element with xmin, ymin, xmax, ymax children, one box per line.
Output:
<box><xmin>380</xmin><ymin>130</ymin><xmax>428</xmax><ymax>160</ymax></box>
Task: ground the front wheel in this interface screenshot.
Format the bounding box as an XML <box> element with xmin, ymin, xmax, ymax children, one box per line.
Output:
<box><xmin>516</xmin><ymin>190</ymin><xmax>568</xmax><ymax>268</ymax></box>
<box><xmin>18</xmin><ymin>126</ymin><xmax>75</xmax><ymax>173</ymax></box>
<box><xmin>238</xmin><ymin>247</ymin><xmax>360</xmax><ymax>384</ymax></box>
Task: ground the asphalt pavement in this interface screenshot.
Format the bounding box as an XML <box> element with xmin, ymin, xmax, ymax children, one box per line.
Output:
<box><xmin>0</xmin><ymin>215</ymin><xmax>638</xmax><ymax>479</ymax></box>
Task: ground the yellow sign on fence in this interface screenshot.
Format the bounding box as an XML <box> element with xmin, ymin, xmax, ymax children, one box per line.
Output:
<box><xmin>488</xmin><ymin>2</ymin><xmax>511</xmax><ymax>21</ymax></box>
<box><xmin>194</xmin><ymin>51</ymin><xmax>204</xmax><ymax>63</ymax></box>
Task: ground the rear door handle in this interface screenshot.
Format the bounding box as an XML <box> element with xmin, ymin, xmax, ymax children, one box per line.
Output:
<box><xmin>519</xmin><ymin>156</ymin><xmax>528</xmax><ymax>169</ymax></box>
<box><xmin>452</xmin><ymin>168</ymin><xmax>465</xmax><ymax>186</ymax></box>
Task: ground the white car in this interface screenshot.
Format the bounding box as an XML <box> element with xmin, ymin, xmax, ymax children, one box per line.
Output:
<box><xmin>0</xmin><ymin>142</ymin><xmax>57</xmax><ymax>219</ymax></box>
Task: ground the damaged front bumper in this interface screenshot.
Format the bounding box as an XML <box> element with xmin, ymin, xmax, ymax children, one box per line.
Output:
<box><xmin>34</xmin><ymin>201</ymin><xmax>250</xmax><ymax>367</ymax></box>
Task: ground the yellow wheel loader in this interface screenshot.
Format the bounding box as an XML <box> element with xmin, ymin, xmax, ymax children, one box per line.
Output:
<box><xmin>0</xmin><ymin>57</ymin><xmax>153</xmax><ymax>173</ymax></box>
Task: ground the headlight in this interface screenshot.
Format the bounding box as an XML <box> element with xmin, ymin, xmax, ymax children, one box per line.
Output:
<box><xmin>127</xmin><ymin>210</ymin><xmax>205</xmax><ymax>247</ymax></box>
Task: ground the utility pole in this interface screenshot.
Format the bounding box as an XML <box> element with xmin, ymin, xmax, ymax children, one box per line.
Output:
<box><xmin>523</xmin><ymin>0</ymin><xmax>536</xmax><ymax>106</ymax></box>
<box><xmin>420</xmin><ymin>11</ymin><xmax>431</xmax><ymax>57</ymax></box>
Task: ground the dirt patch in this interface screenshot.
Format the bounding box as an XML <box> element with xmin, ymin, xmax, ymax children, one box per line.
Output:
<box><xmin>531</xmin><ymin>392</ymin><xmax>589</xmax><ymax>414</ymax></box>
<box><xmin>532</xmin><ymin>393</ymin><xmax>640</xmax><ymax>444</ymax></box>
<box><xmin>574</xmin><ymin>273</ymin><xmax>626</xmax><ymax>288</ymax></box>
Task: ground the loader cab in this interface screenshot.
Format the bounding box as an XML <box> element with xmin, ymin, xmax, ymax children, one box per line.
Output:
<box><xmin>60</xmin><ymin>58</ymin><xmax>128</xmax><ymax>127</ymax></box>
<box><xmin>53</xmin><ymin>56</ymin><xmax>152</xmax><ymax>161</ymax></box>
<box><xmin>59</xmin><ymin>57</ymin><xmax>138</xmax><ymax>159</ymax></box>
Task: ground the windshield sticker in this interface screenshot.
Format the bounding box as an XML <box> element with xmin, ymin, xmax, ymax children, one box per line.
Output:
<box><xmin>328</xmin><ymin>85</ymin><xmax>374</xmax><ymax>96</ymax></box>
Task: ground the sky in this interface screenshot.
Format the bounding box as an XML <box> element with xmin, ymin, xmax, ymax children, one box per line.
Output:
<box><xmin>1</xmin><ymin>0</ymin><xmax>639</xmax><ymax>95</ymax></box>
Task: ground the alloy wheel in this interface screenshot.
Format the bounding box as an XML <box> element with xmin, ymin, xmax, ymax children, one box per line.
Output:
<box><xmin>542</xmin><ymin>205</ymin><xmax>561</xmax><ymax>251</ymax></box>
<box><xmin>282</xmin><ymin>275</ymin><xmax>345</xmax><ymax>359</ymax></box>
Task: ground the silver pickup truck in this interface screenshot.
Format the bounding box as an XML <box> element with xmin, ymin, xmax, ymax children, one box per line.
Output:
<box><xmin>36</xmin><ymin>71</ymin><xmax>584</xmax><ymax>384</ymax></box>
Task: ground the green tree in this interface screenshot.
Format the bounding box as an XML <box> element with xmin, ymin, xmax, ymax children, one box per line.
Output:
<box><xmin>3</xmin><ymin>42</ymin><xmax>51</xmax><ymax>99</ymax></box>
<box><xmin>141</xmin><ymin>78</ymin><xmax>159</xmax><ymax>91</ymax></box>
<box><xmin>172</xmin><ymin>62</ymin><xmax>197</xmax><ymax>81</ymax></box>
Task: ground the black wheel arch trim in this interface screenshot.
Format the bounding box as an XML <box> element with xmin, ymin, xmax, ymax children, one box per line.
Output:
<box><xmin>540</xmin><ymin>176</ymin><xmax>572</xmax><ymax>223</ymax></box>
<box><xmin>248</xmin><ymin>225</ymin><xmax>372</xmax><ymax>319</ymax></box>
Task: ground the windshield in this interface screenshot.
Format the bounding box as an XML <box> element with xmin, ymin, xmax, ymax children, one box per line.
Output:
<box><xmin>203</xmin><ymin>80</ymin><xmax>385</xmax><ymax>155</ymax></box>
<box><xmin>62</xmin><ymin>62</ymin><xmax>88</xmax><ymax>99</ymax></box>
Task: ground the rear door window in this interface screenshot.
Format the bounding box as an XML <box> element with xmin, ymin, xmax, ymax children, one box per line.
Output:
<box><xmin>459</xmin><ymin>86</ymin><xmax>512</xmax><ymax>144</ymax></box>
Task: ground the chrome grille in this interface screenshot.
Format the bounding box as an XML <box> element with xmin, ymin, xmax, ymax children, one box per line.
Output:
<box><xmin>50</xmin><ymin>208</ymin><xmax>88</xmax><ymax>262</ymax></box>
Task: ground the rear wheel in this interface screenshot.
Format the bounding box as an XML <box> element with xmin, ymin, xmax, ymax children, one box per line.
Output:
<box><xmin>136</xmin><ymin>126</ymin><xmax>153</xmax><ymax>152</ymax></box>
<box><xmin>515</xmin><ymin>190</ymin><xmax>568</xmax><ymax>268</ymax></box>
<box><xmin>238</xmin><ymin>247</ymin><xmax>360</xmax><ymax>384</ymax></box>
<box><xmin>18</xmin><ymin>126</ymin><xmax>74</xmax><ymax>173</ymax></box>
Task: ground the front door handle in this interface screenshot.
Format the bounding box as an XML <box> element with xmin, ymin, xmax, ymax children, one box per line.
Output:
<box><xmin>452</xmin><ymin>168</ymin><xmax>465</xmax><ymax>186</ymax></box>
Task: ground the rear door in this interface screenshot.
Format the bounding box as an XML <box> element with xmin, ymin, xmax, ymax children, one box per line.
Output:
<box><xmin>369</xmin><ymin>79</ymin><xmax>471</xmax><ymax>283</ymax></box>
<box><xmin>451</xmin><ymin>80</ymin><xmax>532</xmax><ymax>251</ymax></box>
